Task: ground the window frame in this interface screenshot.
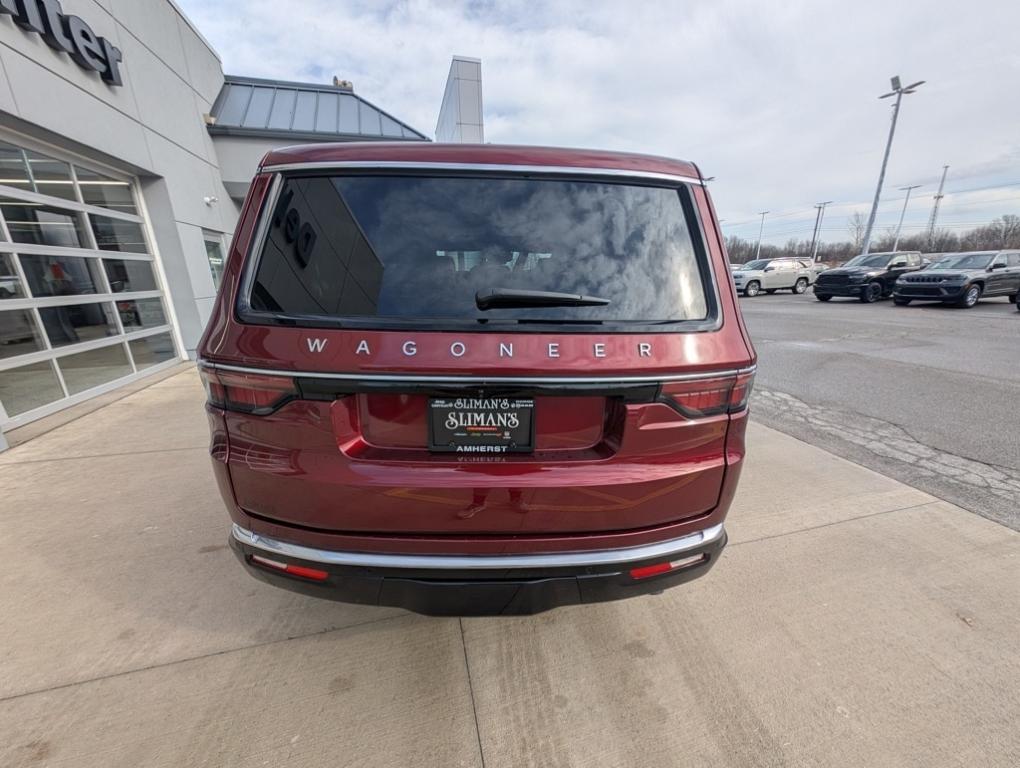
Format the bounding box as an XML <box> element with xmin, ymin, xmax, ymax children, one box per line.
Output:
<box><xmin>236</xmin><ymin>169</ymin><xmax>723</xmax><ymax>334</ymax></box>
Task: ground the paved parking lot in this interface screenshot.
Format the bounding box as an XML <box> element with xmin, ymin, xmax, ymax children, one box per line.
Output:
<box><xmin>742</xmin><ymin>293</ymin><xmax>1020</xmax><ymax>531</ymax></box>
<box><xmin>2</xmin><ymin>366</ymin><xmax>1018</xmax><ymax>767</ymax></box>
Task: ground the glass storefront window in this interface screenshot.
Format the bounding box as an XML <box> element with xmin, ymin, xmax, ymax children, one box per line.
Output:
<box><xmin>0</xmin><ymin>137</ymin><xmax>177</xmax><ymax>427</ymax></box>
<box><xmin>38</xmin><ymin>302</ymin><xmax>118</xmax><ymax>348</ymax></box>
<box><xmin>20</xmin><ymin>254</ymin><xmax>103</xmax><ymax>297</ymax></box>
<box><xmin>103</xmin><ymin>258</ymin><xmax>157</xmax><ymax>293</ymax></box>
<box><xmin>129</xmin><ymin>332</ymin><xmax>176</xmax><ymax>369</ymax></box>
<box><xmin>58</xmin><ymin>343</ymin><xmax>133</xmax><ymax>395</ymax></box>
<box><xmin>75</xmin><ymin>166</ymin><xmax>137</xmax><ymax>215</ymax></box>
<box><xmin>89</xmin><ymin>214</ymin><xmax>147</xmax><ymax>253</ymax></box>
<box><xmin>26</xmin><ymin>152</ymin><xmax>76</xmax><ymax>202</ymax></box>
<box><xmin>0</xmin><ymin>142</ymin><xmax>33</xmax><ymax>195</ymax></box>
<box><xmin>0</xmin><ymin>198</ymin><xmax>86</xmax><ymax>247</ymax></box>
<box><xmin>117</xmin><ymin>298</ymin><xmax>167</xmax><ymax>330</ymax></box>
<box><xmin>0</xmin><ymin>360</ymin><xmax>64</xmax><ymax>417</ymax></box>
<box><xmin>0</xmin><ymin>309</ymin><xmax>45</xmax><ymax>359</ymax></box>
<box><xmin>204</xmin><ymin>233</ymin><xmax>226</xmax><ymax>287</ymax></box>
<box><xmin>0</xmin><ymin>143</ymin><xmax>76</xmax><ymax>201</ymax></box>
<box><xmin>0</xmin><ymin>253</ymin><xmax>25</xmax><ymax>299</ymax></box>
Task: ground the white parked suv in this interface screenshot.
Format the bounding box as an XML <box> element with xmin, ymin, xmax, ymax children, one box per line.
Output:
<box><xmin>731</xmin><ymin>258</ymin><xmax>820</xmax><ymax>297</ymax></box>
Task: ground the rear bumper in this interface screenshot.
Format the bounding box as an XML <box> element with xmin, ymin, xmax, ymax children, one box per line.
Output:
<box><xmin>229</xmin><ymin>522</ymin><xmax>727</xmax><ymax>616</ymax></box>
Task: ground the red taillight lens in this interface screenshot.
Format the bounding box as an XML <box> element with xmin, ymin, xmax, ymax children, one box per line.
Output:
<box><xmin>251</xmin><ymin>554</ymin><xmax>328</xmax><ymax>581</ymax></box>
<box><xmin>661</xmin><ymin>371</ymin><xmax>755</xmax><ymax>417</ymax></box>
<box><xmin>629</xmin><ymin>554</ymin><xmax>706</xmax><ymax>580</ymax></box>
<box><xmin>200</xmin><ymin>368</ymin><xmax>298</xmax><ymax>415</ymax></box>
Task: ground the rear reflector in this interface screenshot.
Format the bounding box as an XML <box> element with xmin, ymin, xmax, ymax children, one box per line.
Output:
<box><xmin>251</xmin><ymin>554</ymin><xmax>328</xmax><ymax>581</ymax></box>
<box><xmin>629</xmin><ymin>554</ymin><xmax>706</xmax><ymax>580</ymax></box>
<box><xmin>201</xmin><ymin>368</ymin><xmax>298</xmax><ymax>415</ymax></box>
<box><xmin>660</xmin><ymin>371</ymin><xmax>755</xmax><ymax>417</ymax></box>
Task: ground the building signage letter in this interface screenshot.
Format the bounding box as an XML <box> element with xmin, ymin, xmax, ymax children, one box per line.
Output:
<box><xmin>0</xmin><ymin>0</ymin><xmax>124</xmax><ymax>86</ymax></box>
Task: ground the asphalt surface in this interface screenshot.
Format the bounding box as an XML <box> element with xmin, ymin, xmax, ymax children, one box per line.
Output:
<box><xmin>742</xmin><ymin>290</ymin><xmax>1020</xmax><ymax>531</ymax></box>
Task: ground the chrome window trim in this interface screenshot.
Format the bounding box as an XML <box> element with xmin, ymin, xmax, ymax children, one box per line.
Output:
<box><xmin>232</xmin><ymin>522</ymin><xmax>724</xmax><ymax>570</ymax></box>
<box><xmin>259</xmin><ymin>161</ymin><xmax>704</xmax><ymax>186</ymax></box>
<box><xmin>200</xmin><ymin>360</ymin><xmax>756</xmax><ymax>386</ymax></box>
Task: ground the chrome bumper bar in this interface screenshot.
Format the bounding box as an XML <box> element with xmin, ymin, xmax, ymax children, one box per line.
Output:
<box><xmin>231</xmin><ymin>522</ymin><xmax>725</xmax><ymax>571</ymax></box>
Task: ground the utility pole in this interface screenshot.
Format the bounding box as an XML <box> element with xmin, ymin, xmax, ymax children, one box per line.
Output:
<box><xmin>926</xmin><ymin>165</ymin><xmax>949</xmax><ymax>247</ymax></box>
<box><xmin>754</xmin><ymin>211</ymin><xmax>769</xmax><ymax>259</ymax></box>
<box><xmin>810</xmin><ymin>201</ymin><xmax>833</xmax><ymax>262</ymax></box>
<box><xmin>892</xmin><ymin>185</ymin><xmax>922</xmax><ymax>251</ymax></box>
<box><xmin>861</xmin><ymin>75</ymin><xmax>925</xmax><ymax>256</ymax></box>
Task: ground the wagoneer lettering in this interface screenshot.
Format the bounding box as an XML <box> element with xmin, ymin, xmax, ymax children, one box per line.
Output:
<box><xmin>199</xmin><ymin>142</ymin><xmax>756</xmax><ymax>616</ymax></box>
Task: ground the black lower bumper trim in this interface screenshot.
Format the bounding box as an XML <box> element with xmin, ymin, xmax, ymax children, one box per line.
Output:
<box><xmin>814</xmin><ymin>285</ymin><xmax>864</xmax><ymax>297</ymax></box>
<box><xmin>229</xmin><ymin>530</ymin><xmax>727</xmax><ymax>616</ymax></box>
<box><xmin>893</xmin><ymin>287</ymin><xmax>965</xmax><ymax>301</ymax></box>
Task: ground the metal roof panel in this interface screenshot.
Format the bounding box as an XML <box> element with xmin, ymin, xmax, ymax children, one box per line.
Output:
<box><xmin>210</xmin><ymin>76</ymin><xmax>428</xmax><ymax>141</ymax></box>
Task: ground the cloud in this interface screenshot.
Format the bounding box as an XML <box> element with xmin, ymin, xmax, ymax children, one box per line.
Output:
<box><xmin>177</xmin><ymin>0</ymin><xmax>1020</xmax><ymax>243</ymax></box>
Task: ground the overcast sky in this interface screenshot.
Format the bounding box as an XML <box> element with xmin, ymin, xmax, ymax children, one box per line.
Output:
<box><xmin>177</xmin><ymin>0</ymin><xmax>1020</xmax><ymax>244</ymax></box>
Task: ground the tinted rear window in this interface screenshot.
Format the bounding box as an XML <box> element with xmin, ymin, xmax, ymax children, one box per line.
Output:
<box><xmin>248</xmin><ymin>175</ymin><xmax>710</xmax><ymax>327</ymax></box>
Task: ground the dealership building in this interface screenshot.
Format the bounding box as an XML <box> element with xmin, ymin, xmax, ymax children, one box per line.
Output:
<box><xmin>0</xmin><ymin>0</ymin><xmax>483</xmax><ymax>444</ymax></box>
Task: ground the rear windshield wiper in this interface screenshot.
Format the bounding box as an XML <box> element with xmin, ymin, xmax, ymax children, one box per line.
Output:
<box><xmin>475</xmin><ymin>288</ymin><xmax>611</xmax><ymax>311</ymax></box>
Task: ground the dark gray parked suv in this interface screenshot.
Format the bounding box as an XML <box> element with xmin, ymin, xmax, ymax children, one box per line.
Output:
<box><xmin>814</xmin><ymin>251</ymin><xmax>923</xmax><ymax>303</ymax></box>
<box><xmin>893</xmin><ymin>251</ymin><xmax>1020</xmax><ymax>308</ymax></box>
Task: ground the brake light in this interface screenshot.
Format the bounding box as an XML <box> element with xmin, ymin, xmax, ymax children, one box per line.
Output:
<box><xmin>200</xmin><ymin>368</ymin><xmax>298</xmax><ymax>415</ymax></box>
<box><xmin>661</xmin><ymin>371</ymin><xmax>755</xmax><ymax>417</ymax></box>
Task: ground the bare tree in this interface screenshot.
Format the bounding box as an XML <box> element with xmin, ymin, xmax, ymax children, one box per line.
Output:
<box><xmin>847</xmin><ymin>212</ymin><xmax>867</xmax><ymax>252</ymax></box>
<box><xmin>928</xmin><ymin>228</ymin><xmax>960</xmax><ymax>253</ymax></box>
<box><xmin>991</xmin><ymin>214</ymin><xmax>1020</xmax><ymax>248</ymax></box>
<box><xmin>721</xmin><ymin>215</ymin><xmax>1015</xmax><ymax>267</ymax></box>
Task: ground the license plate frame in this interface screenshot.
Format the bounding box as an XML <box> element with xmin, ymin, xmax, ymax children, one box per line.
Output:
<box><xmin>427</xmin><ymin>396</ymin><xmax>536</xmax><ymax>454</ymax></box>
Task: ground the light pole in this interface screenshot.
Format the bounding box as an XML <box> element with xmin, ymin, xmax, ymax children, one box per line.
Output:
<box><xmin>860</xmin><ymin>75</ymin><xmax>925</xmax><ymax>256</ymax></box>
<box><xmin>892</xmin><ymin>184</ymin><xmax>922</xmax><ymax>251</ymax></box>
<box><xmin>754</xmin><ymin>210</ymin><xmax>769</xmax><ymax>259</ymax></box>
<box><xmin>810</xmin><ymin>201</ymin><xmax>833</xmax><ymax>262</ymax></box>
<box><xmin>926</xmin><ymin>165</ymin><xmax>950</xmax><ymax>247</ymax></box>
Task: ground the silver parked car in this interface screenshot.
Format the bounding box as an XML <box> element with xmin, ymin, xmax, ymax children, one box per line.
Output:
<box><xmin>731</xmin><ymin>258</ymin><xmax>819</xmax><ymax>297</ymax></box>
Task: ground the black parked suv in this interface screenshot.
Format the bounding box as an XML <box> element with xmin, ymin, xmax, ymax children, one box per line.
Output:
<box><xmin>814</xmin><ymin>251</ymin><xmax>923</xmax><ymax>303</ymax></box>
<box><xmin>894</xmin><ymin>250</ymin><xmax>1020</xmax><ymax>308</ymax></box>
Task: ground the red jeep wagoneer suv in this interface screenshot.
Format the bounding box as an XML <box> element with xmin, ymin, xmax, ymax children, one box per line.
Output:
<box><xmin>198</xmin><ymin>143</ymin><xmax>756</xmax><ymax>615</ymax></box>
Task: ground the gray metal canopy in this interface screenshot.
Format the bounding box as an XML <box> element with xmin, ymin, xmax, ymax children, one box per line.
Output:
<box><xmin>209</xmin><ymin>75</ymin><xmax>428</xmax><ymax>142</ymax></box>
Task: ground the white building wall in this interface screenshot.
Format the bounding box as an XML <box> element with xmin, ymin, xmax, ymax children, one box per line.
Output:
<box><xmin>435</xmin><ymin>56</ymin><xmax>483</xmax><ymax>143</ymax></box>
<box><xmin>0</xmin><ymin>0</ymin><xmax>238</xmax><ymax>354</ymax></box>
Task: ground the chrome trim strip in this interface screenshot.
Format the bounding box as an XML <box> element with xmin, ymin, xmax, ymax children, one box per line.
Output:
<box><xmin>232</xmin><ymin>522</ymin><xmax>724</xmax><ymax>570</ymax></box>
<box><xmin>200</xmin><ymin>360</ymin><xmax>756</xmax><ymax>386</ymax></box>
<box><xmin>260</xmin><ymin>161</ymin><xmax>704</xmax><ymax>187</ymax></box>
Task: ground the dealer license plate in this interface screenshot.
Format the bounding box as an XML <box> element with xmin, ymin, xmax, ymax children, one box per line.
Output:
<box><xmin>428</xmin><ymin>397</ymin><xmax>535</xmax><ymax>454</ymax></box>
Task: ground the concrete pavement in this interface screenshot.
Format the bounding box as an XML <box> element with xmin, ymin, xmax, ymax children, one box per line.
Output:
<box><xmin>1</xmin><ymin>367</ymin><xmax>1018</xmax><ymax>767</ymax></box>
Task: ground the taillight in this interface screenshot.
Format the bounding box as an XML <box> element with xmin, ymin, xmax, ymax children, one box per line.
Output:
<box><xmin>200</xmin><ymin>368</ymin><xmax>298</xmax><ymax>415</ymax></box>
<box><xmin>660</xmin><ymin>371</ymin><xmax>755</xmax><ymax>417</ymax></box>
